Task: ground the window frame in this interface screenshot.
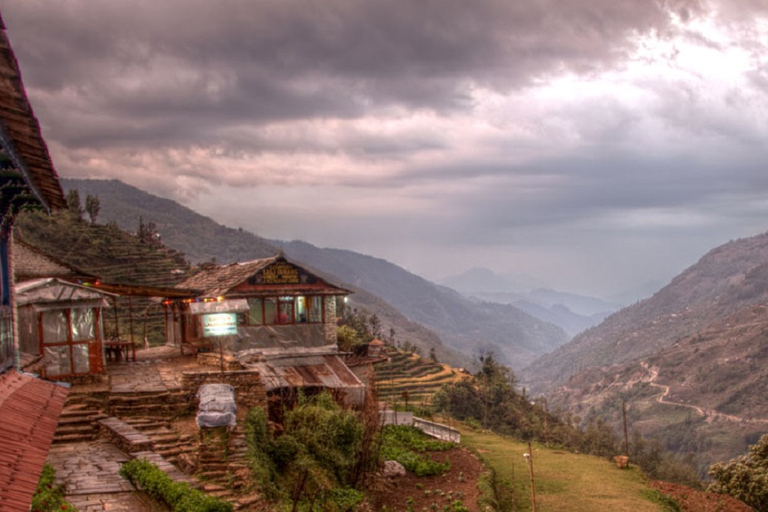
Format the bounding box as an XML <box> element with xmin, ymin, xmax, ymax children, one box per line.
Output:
<box><xmin>247</xmin><ymin>295</ymin><xmax>325</xmax><ymax>326</ymax></box>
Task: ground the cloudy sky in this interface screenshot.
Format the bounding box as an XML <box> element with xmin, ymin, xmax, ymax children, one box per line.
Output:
<box><xmin>4</xmin><ymin>0</ymin><xmax>768</xmax><ymax>298</ymax></box>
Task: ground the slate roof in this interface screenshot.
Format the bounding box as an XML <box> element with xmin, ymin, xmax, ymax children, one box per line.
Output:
<box><xmin>175</xmin><ymin>255</ymin><xmax>350</xmax><ymax>298</ymax></box>
<box><xmin>0</xmin><ymin>12</ymin><xmax>66</xmax><ymax>215</ymax></box>
<box><xmin>0</xmin><ymin>370</ymin><xmax>68</xmax><ymax>512</ymax></box>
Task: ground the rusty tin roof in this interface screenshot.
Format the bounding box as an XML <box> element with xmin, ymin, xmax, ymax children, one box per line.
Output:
<box><xmin>251</xmin><ymin>354</ymin><xmax>364</xmax><ymax>392</ymax></box>
<box><xmin>0</xmin><ymin>370</ymin><xmax>68</xmax><ymax>512</ymax></box>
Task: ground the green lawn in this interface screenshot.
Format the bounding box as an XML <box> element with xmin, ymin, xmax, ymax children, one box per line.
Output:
<box><xmin>459</xmin><ymin>426</ymin><xmax>673</xmax><ymax>512</ymax></box>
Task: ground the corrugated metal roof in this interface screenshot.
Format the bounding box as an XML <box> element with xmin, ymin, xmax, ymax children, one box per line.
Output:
<box><xmin>250</xmin><ymin>354</ymin><xmax>364</xmax><ymax>392</ymax></box>
<box><xmin>0</xmin><ymin>13</ymin><xmax>66</xmax><ymax>213</ymax></box>
<box><xmin>175</xmin><ymin>255</ymin><xmax>350</xmax><ymax>298</ymax></box>
<box><xmin>0</xmin><ymin>370</ymin><xmax>68</xmax><ymax>512</ymax></box>
<box><xmin>15</xmin><ymin>277</ymin><xmax>115</xmax><ymax>307</ymax></box>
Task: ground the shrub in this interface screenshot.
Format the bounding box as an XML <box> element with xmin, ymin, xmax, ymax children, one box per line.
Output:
<box><xmin>380</xmin><ymin>425</ymin><xmax>452</xmax><ymax>476</ymax></box>
<box><xmin>708</xmin><ymin>434</ymin><xmax>768</xmax><ymax>511</ymax></box>
<box><xmin>31</xmin><ymin>464</ymin><xmax>77</xmax><ymax>512</ymax></box>
<box><xmin>120</xmin><ymin>458</ymin><xmax>232</xmax><ymax>512</ymax></box>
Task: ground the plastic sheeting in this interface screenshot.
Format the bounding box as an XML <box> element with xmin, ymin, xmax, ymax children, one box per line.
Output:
<box><xmin>196</xmin><ymin>383</ymin><xmax>237</xmax><ymax>429</ymax></box>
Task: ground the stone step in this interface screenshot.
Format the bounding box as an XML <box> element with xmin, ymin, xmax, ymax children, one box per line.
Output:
<box><xmin>55</xmin><ymin>424</ymin><xmax>97</xmax><ymax>435</ymax></box>
<box><xmin>53</xmin><ymin>432</ymin><xmax>95</xmax><ymax>444</ymax></box>
<box><xmin>57</xmin><ymin>412</ymin><xmax>106</xmax><ymax>425</ymax></box>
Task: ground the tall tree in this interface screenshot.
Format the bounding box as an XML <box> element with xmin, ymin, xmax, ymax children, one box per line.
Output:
<box><xmin>66</xmin><ymin>189</ymin><xmax>83</xmax><ymax>219</ymax></box>
<box><xmin>85</xmin><ymin>194</ymin><xmax>101</xmax><ymax>224</ymax></box>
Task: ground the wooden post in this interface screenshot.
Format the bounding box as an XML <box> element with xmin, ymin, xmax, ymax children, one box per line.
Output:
<box><xmin>622</xmin><ymin>400</ymin><xmax>630</xmax><ymax>458</ymax></box>
<box><xmin>527</xmin><ymin>441</ymin><xmax>537</xmax><ymax>512</ymax></box>
<box><xmin>128</xmin><ymin>296</ymin><xmax>136</xmax><ymax>361</ymax></box>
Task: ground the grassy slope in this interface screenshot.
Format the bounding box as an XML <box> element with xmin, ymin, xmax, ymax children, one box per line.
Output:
<box><xmin>459</xmin><ymin>426</ymin><xmax>668</xmax><ymax>512</ymax></box>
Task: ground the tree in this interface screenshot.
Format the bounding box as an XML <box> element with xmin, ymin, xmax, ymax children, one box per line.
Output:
<box><xmin>65</xmin><ymin>189</ymin><xmax>83</xmax><ymax>219</ymax></box>
<box><xmin>708</xmin><ymin>434</ymin><xmax>768</xmax><ymax>511</ymax></box>
<box><xmin>84</xmin><ymin>194</ymin><xmax>101</xmax><ymax>224</ymax></box>
<box><xmin>244</xmin><ymin>392</ymin><xmax>367</xmax><ymax>511</ymax></box>
<box><xmin>368</xmin><ymin>314</ymin><xmax>382</xmax><ymax>340</ymax></box>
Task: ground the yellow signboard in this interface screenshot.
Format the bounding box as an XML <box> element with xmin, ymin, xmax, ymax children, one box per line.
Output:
<box><xmin>262</xmin><ymin>261</ymin><xmax>301</xmax><ymax>284</ymax></box>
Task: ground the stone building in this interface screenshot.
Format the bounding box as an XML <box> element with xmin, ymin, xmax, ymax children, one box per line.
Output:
<box><xmin>164</xmin><ymin>255</ymin><xmax>366</xmax><ymax>406</ymax></box>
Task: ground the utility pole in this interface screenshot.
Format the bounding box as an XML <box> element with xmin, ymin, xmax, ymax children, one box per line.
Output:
<box><xmin>525</xmin><ymin>441</ymin><xmax>537</xmax><ymax>512</ymax></box>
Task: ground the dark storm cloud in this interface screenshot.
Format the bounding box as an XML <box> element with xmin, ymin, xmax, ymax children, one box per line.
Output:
<box><xmin>3</xmin><ymin>0</ymin><xmax>698</xmax><ymax>151</ymax></box>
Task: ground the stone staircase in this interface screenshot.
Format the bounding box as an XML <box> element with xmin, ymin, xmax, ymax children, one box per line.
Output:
<box><xmin>53</xmin><ymin>393</ymin><xmax>108</xmax><ymax>444</ymax></box>
<box><xmin>194</xmin><ymin>425</ymin><xmax>260</xmax><ymax>510</ymax></box>
<box><xmin>120</xmin><ymin>416</ymin><xmax>198</xmax><ymax>466</ymax></box>
<box><xmin>107</xmin><ymin>389</ymin><xmax>192</xmax><ymax>419</ymax></box>
<box><xmin>52</xmin><ymin>384</ymin><xmax>264</xmax><ymax>509</ymax></box>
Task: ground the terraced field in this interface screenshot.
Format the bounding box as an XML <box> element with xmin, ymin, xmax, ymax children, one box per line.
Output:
<box><xmin>372</xmin><ymin>347</ymin><xmax>471</xmax><ymax>408</ymax></box>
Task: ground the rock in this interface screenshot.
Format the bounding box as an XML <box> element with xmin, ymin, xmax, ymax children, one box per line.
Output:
<box><xmin>382</xmin><ymin>460</ymin><xmax>406</xmax><ymax>477</ymax></box>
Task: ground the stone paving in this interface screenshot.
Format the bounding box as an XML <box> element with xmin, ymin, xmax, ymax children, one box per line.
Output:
<box><xmin>47</xmin><ymin>441</ymin><xmax>147</xmax><ymax>511</ymax></box>
<box><xmin>46</xmin><ymin>345</ymin><xmax>208</xmax><ymax>511</ymax></box>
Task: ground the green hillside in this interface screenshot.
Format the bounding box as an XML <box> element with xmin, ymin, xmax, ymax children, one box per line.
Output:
<box><xmin>373</xmin><ymin>346</ymin><xmax>471</xmax><ymax>406</ymax></box>
<box><xmin>14</xmin><ymin>208</ymin><xmax>191</xmax><ymax>344</ymax></box>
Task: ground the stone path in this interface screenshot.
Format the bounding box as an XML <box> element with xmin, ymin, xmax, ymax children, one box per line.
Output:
<box><xmin>47</xmin><ymin>441</ymin><xmax>149</xmax><ymax>512</ymax></box>
<box><xmin>46</xmin><ymin>346</ymin><xmax>207</xmax><ymax>511</ymax></box>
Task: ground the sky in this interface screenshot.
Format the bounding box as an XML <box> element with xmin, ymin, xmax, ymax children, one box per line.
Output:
<box><xmin>4</xmin><ymin>0</ymin><xmax>768</xmax><ymax>298</ymax></box>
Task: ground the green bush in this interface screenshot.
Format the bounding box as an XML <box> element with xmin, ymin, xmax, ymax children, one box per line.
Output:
<box><xmin>708</xmin><ymin>434</ymin><xmax>768</xmax><ymax>511</ymax></box>
<box><xmin>120</xmin><ymin>458</ymin><xmax>232</xmax><ymax>512</ymax></box>
<box><xmin>31</xmin><ymin>464</ymin><xmax>77</xmax><ymax>512</ymax></box>
<box><xmin>244</xmin><ymin>393</ymin><xmax>368</xmax><ymax>511</ymax></box>
<box><xmin>380</xmin><ymin>425</ymin><xmax>452</xmax><ymax>476</ymax></box>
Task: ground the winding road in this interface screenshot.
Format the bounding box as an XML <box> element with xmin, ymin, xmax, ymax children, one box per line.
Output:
<box><xmin>641</xmin><ymin>362</ymin><xmax>768</xmax><ymax>425</ymax></box>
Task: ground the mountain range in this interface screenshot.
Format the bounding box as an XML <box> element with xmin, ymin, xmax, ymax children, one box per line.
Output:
<box><xmin>440</xmin><ymin>267</ymin><xmax>625</xmax><ymax>336</ymax></box>
<box><xmin>519</xmin><ymin>232</ymin><xmax>768</xmax><ymax>468</ymax></box>
<box><xmin>62</xmin><ymin>179</ymin><xmax>569</xmax><ymax>370</ymax></box>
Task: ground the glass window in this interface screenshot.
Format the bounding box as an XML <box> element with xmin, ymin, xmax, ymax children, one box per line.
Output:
<box><xmin>308</xmin><ymin>296</ymin><xmax>323</xmax><ymax>323</ymax></box>
<box><xmin>278</xmin><ymin>298</ymin><xmax>294</xmax><ymax>324</ymax></box>
<box><xmin>296</xmin><ymin>296</ymin><xmax>307</xmax><ymax>324</ymax></box>
<box><xmin>264</xmin><ymin>298</ymin><xmax>278</xmax><ymax>325</ymax></box>
<box><xmin>71</xmin><ymin>308</ymin><xmax>95</xmax><ymax>341</ymax></box>
<box><xmin>44</xmin><ymin>345</ymin><xmax>71</xmax><ymax>377</ymax></box>
<box><xmin>249</xmin><ymin>298</ymin><xmax>264</xmax><ymax>325</ymax></box>
<box><xmin>72</xmin><ymin>343</ymin><xmax>90</xmax><ymax>374</ymax></box>
<box><xmin>41</xmin><ymin>310</ymin><xmax>69</xmax><ymax>344</ymax></box>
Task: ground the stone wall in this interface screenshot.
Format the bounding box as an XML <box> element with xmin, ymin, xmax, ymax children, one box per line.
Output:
<box><xmin>180</xmin><ymin>369</ymin><xmax>266</xmax><ymax>411</ymax></box>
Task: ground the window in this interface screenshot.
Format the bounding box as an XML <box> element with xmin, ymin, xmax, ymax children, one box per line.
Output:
<box><xmin>264</xmin><ymin>298</ymin><xmax>278</xmax><ymax>325</ymax></box>
<box><xmin>40</xmin><ymin>307</ymin><xmax>97</xmax><ymax>377</ymax></box>
<box><xmin>278</xmin><ymin>297</ymin><xmax>294</xmax><ymax>324</ymax></box>
<box><xmin>249</xmin><ymin>298</ymin><xmax>264</xmax><ymax>325</ymax></box>
<box><xmin>247</xmin><ymin>296</ymin><xmax>324</xmax><ymax>325</ymax></box>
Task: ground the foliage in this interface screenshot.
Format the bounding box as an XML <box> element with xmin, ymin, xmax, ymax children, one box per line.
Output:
<box><xmin>708</xmin><ymin>434</ymin><xmax>768</xmax><ymax>511</ymax></box>
<box><xmin>434</xmin><ymin>353</ymin><xmax>562</xmax><ymax>442</ymax></box>
<box><xmin>336</xmin><ymin>325</ymin><xmax>364</xmax><ymax>352</ymax></box>
<box><xmin>475</xmin><ymin>469</ymin><xmax>500</xmax><ymax>512</ymax></box>
<box><xmin>380</xmin><ymin>425</ymin><xmax>452</xmax><ymax>476</ymax></box>
<box><xmin>85</xmin><ymin>194</ymin><xmax>100</xmax><ymax>224</ymax></box>
<box><xmin>66</xmin><ymin>189</ymin><xmax>84</xmax><ymax>218</ymax></box>
<box><xmin>16</xmin><ymin>207</ymin><xmax>190</xmax><ymax>345</ymax></box>
<box><xmin>640</xmin><ymin>489</ymin><xmax>681</xmax><ymax>511</ymax></box>
<box><xmin>31</xmin><ymin>464</ymin><xmax>77</xmax><ymax>512</ymax></box>
<box><xmin>244</xmin><ymin>392</ymin><xmax>368</xmax><ymax>511</ymax></box>
<box><xmin>119</xmin><ymin>458</ymin><xmax>232</xmax><ymax>512</ymax></box>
